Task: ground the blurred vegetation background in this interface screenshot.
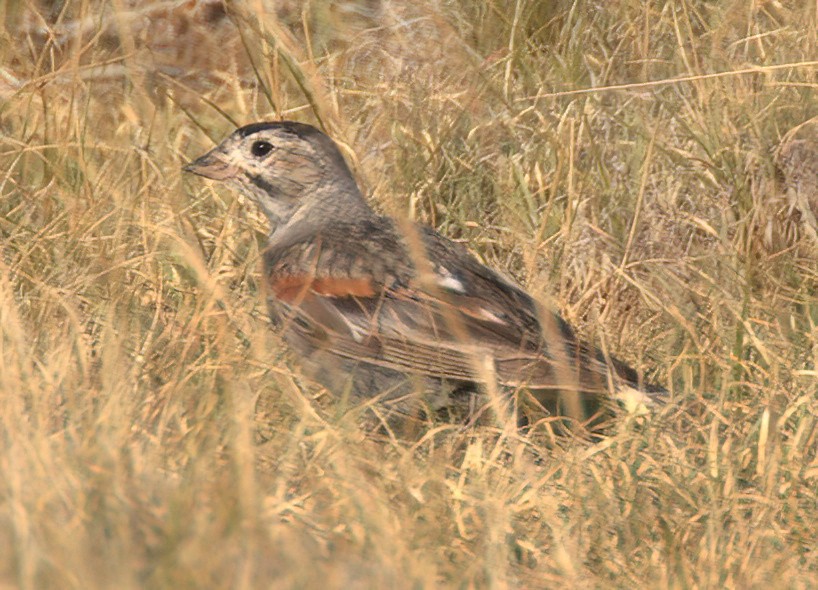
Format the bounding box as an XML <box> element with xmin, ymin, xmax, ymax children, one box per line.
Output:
<box><xmin>1</xmin><ymin>0</ymin><xmax>817</xmax><ymax>587</ymax></box>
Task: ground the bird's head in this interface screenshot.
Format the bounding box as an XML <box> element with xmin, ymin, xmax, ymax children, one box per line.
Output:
<box><xmin>184</xmin><ymin>121</ymin><xmax>364</xmax><ymax>227</ymax></box>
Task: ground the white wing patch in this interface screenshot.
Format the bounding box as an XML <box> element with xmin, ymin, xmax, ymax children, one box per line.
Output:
<box><xmin>434</xmin><ymin>265</ymin><xmax>467</xmax><ymax>294</ymax></box>
<box><xmin>433</xmin><ymin>265</ymin><xmax>508</xmax><ymax>325</ymax></box>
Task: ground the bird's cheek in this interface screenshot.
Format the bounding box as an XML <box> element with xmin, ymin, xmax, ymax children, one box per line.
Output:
<box><xmin>269</xmin><ymin>155</ymin><xmax>319</xmax><ymax>183</ymax></box>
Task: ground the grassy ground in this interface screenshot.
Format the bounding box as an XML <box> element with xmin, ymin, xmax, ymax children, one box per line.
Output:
<box><xmin>1</xmin><ymin>1</ymin><xmax>817</xmax><ymax>587</ymax></box>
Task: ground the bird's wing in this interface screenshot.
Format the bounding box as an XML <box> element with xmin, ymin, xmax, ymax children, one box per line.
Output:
<box><xmin>263</xmin><ymin>220</ymin><xmax>630</xmax><ymax>395</ymax></box>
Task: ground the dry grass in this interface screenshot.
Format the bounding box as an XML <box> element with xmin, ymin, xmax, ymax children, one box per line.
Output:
<box><xmin>1</xmin><ymin>0</ymin><xmax>817</xmax><ymax>588</ymax></box>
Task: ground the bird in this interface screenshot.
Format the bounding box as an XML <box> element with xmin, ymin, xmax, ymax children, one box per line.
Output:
<box><xmin>184</xmin><ymin>121</ymin><xmax>664</xmax><ymax>430</ymax></box>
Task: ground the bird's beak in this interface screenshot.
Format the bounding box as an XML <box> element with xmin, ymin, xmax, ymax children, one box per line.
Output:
<box><xmin>183</xmin><ymin>149</ymin><xmax>238</xmax><ymax>180</ymax></box>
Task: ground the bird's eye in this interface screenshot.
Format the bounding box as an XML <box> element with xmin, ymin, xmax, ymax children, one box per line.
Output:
<box><xmin>251</xmin><ymin>140</ymin><xmax>274</xmax><ymax>157</ymax></box>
